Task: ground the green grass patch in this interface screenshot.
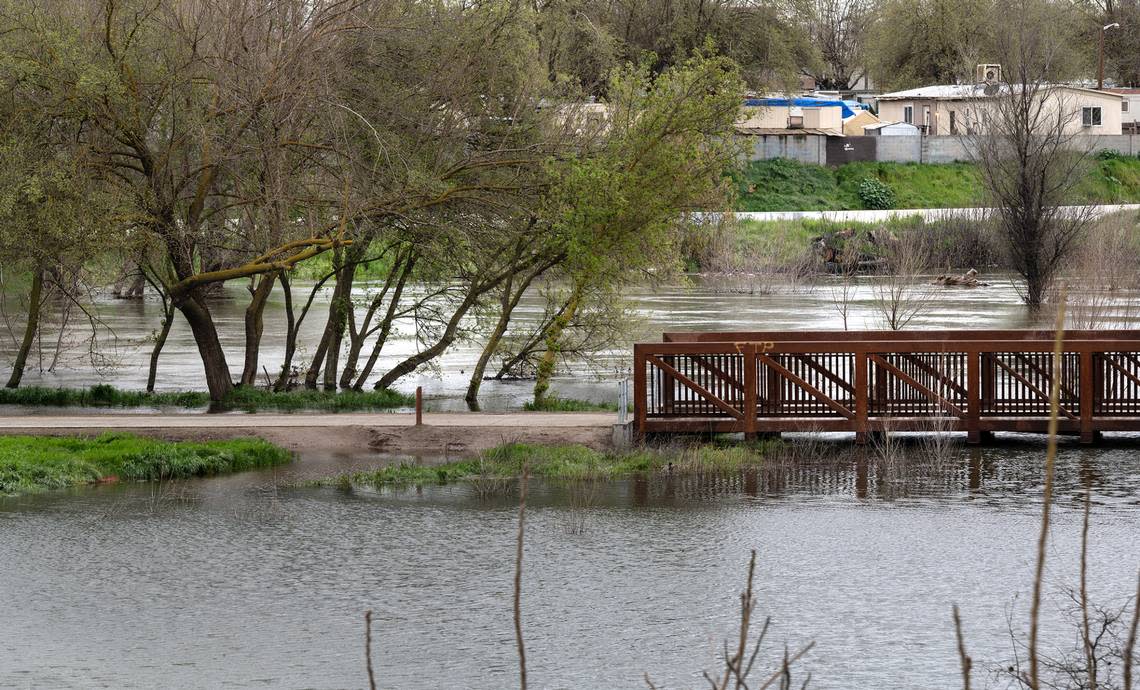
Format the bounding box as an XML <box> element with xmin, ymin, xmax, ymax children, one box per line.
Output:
<box><xmin>735</xmin><ymin>158</ymin><xmax>1140</xmax><ymax>211</ymax></box>
<box><xmin>0</xmin><ymin>384</ymin><xmax>413</xmax><ymax>412</ymax></box>
<box><xmin>0</xmin><ymin>433</ymin><xmax>292</xmax><ymax>495</ymax></box>
<box><xmin>523</xmin><ymin>397</ymin><xmax>622</xmax><ymax>412</ymax></box>
<box><xmin>317</xmin><ymin>440</ymin><xmax>777</xmax><ymax>489</ymax></box>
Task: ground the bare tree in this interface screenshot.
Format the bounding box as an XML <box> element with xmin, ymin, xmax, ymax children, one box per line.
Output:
<box><xmin>967</xmin><ymin>0</ymin><xmax>1098</xmax><ymax>308</ymax></box>
<box><xmin>869</xmin><ymin>231</ymin><xmax>935</xmax><ymax>330</ymax></box>
<box><xmin>1065</xmin><ymin>212</ymin><xmax>1140</xmax><ymax>330</ymax></box>
<box><xmin>791</xmin><ymin>0</ymin><xmax>872</xmax><ymax>90</ymax></box>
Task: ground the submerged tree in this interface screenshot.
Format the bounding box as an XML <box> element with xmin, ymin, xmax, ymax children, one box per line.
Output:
<box><xmin>967</xmin><ymin>0</ymin><xmax>1097</xmax><ymax>308</ymax></box>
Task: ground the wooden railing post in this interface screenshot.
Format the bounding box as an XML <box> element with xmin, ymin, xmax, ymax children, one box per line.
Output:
<box><xmin>633</xmin><ymin>345</ymin><xmax>647</xmax><ymax>436</ymax></box>
<box><xmin>1080</xmin><ymin>349</ymin><xmax>1095</xmax><ymax>444</ymax></box>
<box><xmin>855</xmin><ymin>351</ymin><xmax>868</xmax><ymax>445</ymax></box>
<box><xmin>662</xmin><ymin>354</ymin><xmax>675</xmax><ymax>414</ymax></box>
<box><xmin>743</xmin><ymin>343</ymin><xmax>758</xmax><ymax>440</ymax></box>
<box><xmin>966</xmin><ymin>349</ymin><xmax>981</xmax><ymax>444</ymax></box>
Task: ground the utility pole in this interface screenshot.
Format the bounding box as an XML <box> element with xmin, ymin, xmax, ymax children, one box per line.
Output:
<box><xmin>1098</xmin><ymin>22</ymin><xmax>1120</xmax><ymax>90</ymax></box>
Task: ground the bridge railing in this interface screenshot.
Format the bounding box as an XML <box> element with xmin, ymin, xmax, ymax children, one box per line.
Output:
<box><xmin>634</xmin><ymin>331</ymin><xmax>1140</xmax><ymax>443</ymax></box>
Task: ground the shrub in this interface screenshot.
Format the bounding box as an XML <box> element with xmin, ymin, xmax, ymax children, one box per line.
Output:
<box><xmin>1096</xmin><ymin>148</ymin><xmax>1124</xmax><ymax>161</ymax></box>
<box><xmin>857</xmin><ymin>177</ymin><xmax>896</xmax><ymax>210</ymax></box>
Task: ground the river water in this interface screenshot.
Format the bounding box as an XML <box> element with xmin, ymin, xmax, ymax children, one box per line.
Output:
<box><xmin>2</xmin><ymin>276</ymin><xmax>1140</xmax><ymax>689</ymax></box>
<box><xmin>0</xmin><ymin>272</ymin><xmax>1106</xmax><ymax>411</ymax></box>
<box><xmin>2</xmin><ymin>442</ymin><xmax>1139</xmax><ymax>689</ymax></box>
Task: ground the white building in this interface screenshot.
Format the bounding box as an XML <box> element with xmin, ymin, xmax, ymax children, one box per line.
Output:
<box><xmin>863</xmin><ymin>121</ymin><xmax>920</xmax><ymax>136</ymax></box>
<box><xmin>1107</xmin><ymin>88</ymin><xmax>1140</xmax><ymax>134</ymax></box>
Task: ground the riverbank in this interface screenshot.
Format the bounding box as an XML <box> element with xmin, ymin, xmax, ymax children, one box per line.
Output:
<box><xmin>315</xmin><ymin>440</ymin><xmax>777</xmax><ymax>488</ymax></box>
<box><xmin>0</xmin><ymin>433</ymin><xmax>291</xmax><ymax>494</ymax></box>
<box><xmin>734</xmin><ymin>157</ymin><xmax>1140</xmax><ymax>212</ymax></box>
<box><xmin>0</xmin><ymin>411</ymin><xmax>617</xmax><ymax>455</ymax></box>
<box><xmin>0</xmin><ymin>385</ymin><xmax>413</xmax><ymax>412</ymax></box>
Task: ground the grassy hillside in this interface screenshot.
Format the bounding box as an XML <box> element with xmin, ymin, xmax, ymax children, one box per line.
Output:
<box><xmin>735</xmin><ymin>156</ymin><xmax>1140</xmax><ymax>211</ymax></box>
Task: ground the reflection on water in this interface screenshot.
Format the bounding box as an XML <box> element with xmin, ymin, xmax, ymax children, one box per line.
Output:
<box><xmin>2</xmin><ymin>438</ymin><xmax>1138</xmax><ymax>689</ymax></box>
<box><xmin>8</xmin><ymin>273</ymin><xmax>1133</xmax><ymax>411</ymax></box>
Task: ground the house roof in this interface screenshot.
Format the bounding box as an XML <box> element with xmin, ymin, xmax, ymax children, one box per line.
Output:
<box><xmin>1107</xmin><ymin>88</ymin><xmax>1140</xmax><ymax>95</ymax></box>
<box><xmin>863</xmin><ymin>121</ymin><xmax>917</xmax><ymax>131</ymax></box>
<box><xmin>877</xmin><ymin>83</ymin><xmax>1123</xmax><ymax>101</ymax></box>
<box><xmin>742</xmin><ymin>97</ymin><xmax>859</xmax><ymax>119</ymax></box>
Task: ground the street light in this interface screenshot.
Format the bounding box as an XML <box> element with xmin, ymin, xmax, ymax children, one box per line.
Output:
<box><xmin>1098</xmin><ymin>22</ymin><xmax>1120</xmax><ymax>90</ymax></box>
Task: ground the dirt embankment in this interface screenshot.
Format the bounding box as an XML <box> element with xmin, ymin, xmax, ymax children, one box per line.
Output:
<box><xmin>0</xmin><ymin>412</ymin><xmax>615</xmax><ymax>457</ymax></box>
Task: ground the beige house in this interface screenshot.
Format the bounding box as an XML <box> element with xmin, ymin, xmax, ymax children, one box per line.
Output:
<box><xmin>876</xmin><ymin>84</ymin><xmax>1124</xmax><ymax>136</ymax></box>
<box><xmin>843</xmin><ymin>108</ymin><xmax>880</xmax><ymax>136</ymax></box>
<box><xmin>736</xmin><ymin>103</ymin><xmax>844</xmax><ymax>135</ymax></box>
<box><xmin>1107</xmin><ymin>88</ymin><xmax>1140</xmax><ymax>134</ymax></box>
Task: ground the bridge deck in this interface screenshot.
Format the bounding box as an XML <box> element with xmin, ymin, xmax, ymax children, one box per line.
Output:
<box><xmin>634</xmin><ymin>330</ymin><xmax>1140</xmax><ymax>444</ymax></box>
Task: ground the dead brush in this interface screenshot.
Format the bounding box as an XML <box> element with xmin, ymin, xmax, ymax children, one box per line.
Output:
<box><xmin>562</xmin><ymin>473</ymin><xmax>601</xmax><ymax>535</ymax></box>
<box><xmin>645</xmin><ymin>550</ymin><xmax>813</xmax><ymax>690</ymax></box>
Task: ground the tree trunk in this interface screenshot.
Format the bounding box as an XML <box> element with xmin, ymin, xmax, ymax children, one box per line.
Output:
<box><xmin>322</xmin><ymin>261</ymin><xmax>358</xmax><ymax>391</ymax></box>
<box><xmin>532</xmin><ymin>284</ymin><xmax>582</xmax><ymax>406</ymax></box>
<box><xmin>5</xmin><ymin>264</ymin><xmax>44</xmax><ymax>389</ymax></box>
<box><xmin>175</xmin><ymin>291</ymin><xmax>234</xmax><ymax>401</ymax></box>
<box><xmin>465</xmin><ymin>277</ymin><xmax>516</xmax><ymax>409</ymax></box>
<box><xmin>352</xmin><ymin>255</ymin><xmax>416</xmax><ymax>390</ymax></box>
<box><xmin>274</xmin><ymin>272</ymin><xmax>297</xmax><ymax>391</ymax></box>
<box><xmin>240</xmin><ymin>272</ymin><xmax>278</xmax><ymax>386</ymax></box>
<box><xmin>339</xmin><ymin>251</ymin><xmax>407</xmax><ymax>390</ymax></box>
<box><xmin>146</xmin><ymin>300</ymin><xmax>175</xmax><ymax>393</ymax></box>
<box><xmin>373</xmin><ymin>287</ymin><xmax>482</xmax><ymax>390</ymax></box>
<box><xmin>305</xmin><ymin>251</ymin><xmax>355</xmax><ymax>390</ymax></box>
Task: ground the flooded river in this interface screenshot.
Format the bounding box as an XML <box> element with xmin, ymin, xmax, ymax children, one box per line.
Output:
<box><xmin>2</xmin><ymin>441</ymin><xmax>1139</xmax><ymax>689</ymax></box>
<box><xmin>1</xmin><ymin>273</ymin><xmax>1112</xmax><ymax>411</ymax></box>
<box><xmin>2</xmin><ymin>277</ymin><xmax>1140</xmax><ymax>688</ymax></box>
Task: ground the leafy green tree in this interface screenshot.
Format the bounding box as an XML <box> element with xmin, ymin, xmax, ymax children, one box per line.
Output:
<box><xmin>530</xmin><ymin>51</ymin><xmax>744</xmax><ymax>405</ymax></box>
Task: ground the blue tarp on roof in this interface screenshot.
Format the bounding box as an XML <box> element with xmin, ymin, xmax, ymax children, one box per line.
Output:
<box><xmin>742</xmin><ymin>97</ymin><xmax>866</xmax><ymax>119</ymax></box>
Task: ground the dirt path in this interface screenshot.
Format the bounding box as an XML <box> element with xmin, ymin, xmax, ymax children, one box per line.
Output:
<box><xmin>0</xmin><ymin>412</ymin><xmax>618</xmax><ymax>455</ymax></box>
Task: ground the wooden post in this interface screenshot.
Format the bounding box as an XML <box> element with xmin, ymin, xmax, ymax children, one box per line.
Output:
<box><xmin>415</xmin><ymin>386</ymin><xmax>423</xmax><ymax>426</ymax></box>
<box><xmin>1080</xmin><ymin>350</ymin><xmax>1095</xmax><ymax>444</ymax></box>
<box><xmin>855</xmin><ymin>351</ymin><xmax>868</xmax><ymax>445</ymax></box>
<box><xmin>633</xmin><ymin>345</ymin><xmax>647</xmax><ymax>436</ymax></box>
<box><xmin>662</xmin><ymin>355</ymin><xmax>675</xmax><ymax>414</ymax></box>
<box><xmin>967</xmin><ymin>349</ymin><xmax>981</xmax><ymax>445</ymax></box>
<box><xmin>743</xmin><ymin>343</ymin><xmax>758</xmax><ymax>440</ymax></box>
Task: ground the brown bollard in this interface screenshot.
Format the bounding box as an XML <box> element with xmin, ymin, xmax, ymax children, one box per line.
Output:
<box><xmin>415</xmin><ymin>386</ymin><xmax>423</xmax><ymax>426</ymax></box>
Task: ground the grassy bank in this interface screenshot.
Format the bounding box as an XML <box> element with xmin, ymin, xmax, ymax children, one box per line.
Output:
<box><xmin>734</xmin><ymin>157</ymin><xmax>1140</xmax><ymax>212</ymax></box>
<box><xmin>0</xmin><ymin>433</ymin><xmax>291</xmax><ymax>495</ymax></box>
<box><xmin>523</xmin><ymin>397</ymin><xmax>622</xmax><ymax>412</ymax></box>
<box><xmin>318</xmin><ymin>441</ymin><xmax>775</xmax><ymax>488</ymax></box>
<box><xmin>0</xmin><ymin>384</ymin><xmax>413</xmax><ymax>411</ymax></box>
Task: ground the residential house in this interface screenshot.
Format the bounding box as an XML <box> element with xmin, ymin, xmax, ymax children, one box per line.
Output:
<box><xmin>876</xmin><ymin>84</ymin><xmax>1124</xmax><ymax>136</ymax></box>
<box><xmin>1107</xmin><ymin>88</ymin><xmax>1140</xmax><ymax>134</ymax></box>
<box><xmin>863</xmin><ymin>121</ymin><xmax>920</xmax><ymax>136</ymax></box>
<box><xmin>737</xmin><ymin>97</ymin><xmax>848</xmax><ymax>135</ymax></box>
<box><xmin>842</xmin><ymin>108</ymin><xmax>881</xmax><ymax>136</ymax></box>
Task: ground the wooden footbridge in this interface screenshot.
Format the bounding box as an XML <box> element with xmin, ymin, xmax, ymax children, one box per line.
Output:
<box><xmin>633</xmin><ymin>330</ymin><xmax>1140</xmax><ymax>444</ymax></box>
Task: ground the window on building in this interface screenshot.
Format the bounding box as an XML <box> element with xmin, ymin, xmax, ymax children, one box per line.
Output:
<box><xmin>949</xmin><ymin>111</ymin><xmax>958</xmax><ymax>135</ymax></box>
<box><xmin>923</xmin><ymin>106</ymin><xmax>931</xmax><ymax>133</ymax></box>
<box><xmin>903</xmin><ymin>106</ymin><xmax>913</xmax><ymax>124</ymax></box>
<box><xmin>1124</xmin><ymin>100</ymin><xmax>1130</xmax><ymax>113</ymax></box>
<box><xmin>1082</xmin><ymin>106</ymin><xmax>1102</xmax><ymax>127</ymax></box>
